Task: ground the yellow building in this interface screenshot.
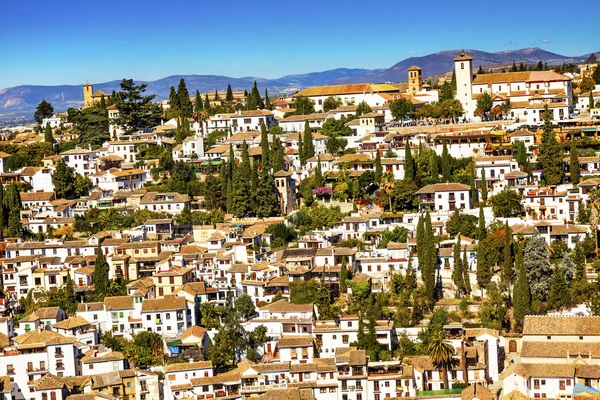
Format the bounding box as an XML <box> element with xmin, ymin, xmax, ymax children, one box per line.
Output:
<box><xmin>83</xmin><ymin>82</ymin><xmax>111</xmax><ymax>107</ymax></box>
<box><xmin>407</xmin><ymin>65</ymin><xmax>423</xmax><ymax>96</ymax></box>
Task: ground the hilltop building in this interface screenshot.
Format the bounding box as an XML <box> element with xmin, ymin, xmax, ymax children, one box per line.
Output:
<box><xmin>83</xmin><ymin>82</ymin><xmax>111</xmax><ymax>108</ymax></box>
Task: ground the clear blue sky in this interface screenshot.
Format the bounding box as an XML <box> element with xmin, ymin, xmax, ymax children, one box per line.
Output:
<box><xmin>2</xmin><ymin>0</ymin><xmax>599</xmax><ymax>88</ymax></box>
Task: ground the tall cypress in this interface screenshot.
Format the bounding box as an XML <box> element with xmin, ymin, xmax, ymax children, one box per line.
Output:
<box><xmin>538</xmin><ymin>104</ymin><xmax>563</xmax><ymax>185</ymax></box>
<box><xmin>260</xmin><ymin>123</ymin><xmax>270</xmax><ymax>169</ymax></box>
<box><xmin>462</xmin><ymin>249</ymin><xmax>471</xmax><ymax>295</ymax></box>
<box><xmin>93</xmin><ymin>244</ymin><xmax>109</xmax><ymax>301</ymax></box>
<box><xmin>452</xmin><ymin>239</ymin><xmax>465</xmax><ymax>296</ymax></box>
<box><xmin>194</xmin><ymin>90</ymin><xmax>203</xmax><ymax>112</ymax></box>
<box><xmin>168</xmin><ymin>86</ymin><xmax>179</xmax><ymax>114</ymax></box>
<box><xmin>513</xmin><ymin>261</ymin><xmax>531</xmax><ymax>331</ymax></box>
<box><xmin>226</xmin><ymin>84</ymin><xmax>234</xmax><ymax>102</ymax></box>
<box><xmin>441</xmin><ymin>141</ymin><xmax>451</xmax><ymax>182</ymax></box>
<box><xmin>469</xmin><ymin>162</ymin><xmax>477</xmax><ymax>205</ymax></box>
<box><xmin>271</xmin><ymin>138</ymin><xmax>285</xmax><ymax>173</ymax></box>
<box><xmin>501</xmin><ymin>223</ymin><xmax>514</xmax><ymax>292</ymax></box>
<box><xmin>303</xmin><ymin>122</ymin><xmax>314</xmax><ymax>161</ymax></box>
<box><xmin>375</xmin><ymin>152</ymin><xmax>383</xmax><ymax>183</ymax></box>
<box><xmin>570</xmin><ymin>140</ymin><xmax>580</xmax><ymax>185</ymax></box>
<box><xmin>44</xmin><ymin>123</ymin><xmax>53</xmax><ymax>144</ymax></box>
<box><xmin>315</xmin><ymin>156</ymin><xmax>324</xmax><ymax>187</ymax></box>
<box><xmin>178</xmin><ymin>78</ymin><xmax>193</xmax><ymax>118</ymax></box>
<box><xmin>255</xmin><ymin>164</ymin><xmax>279</xmax><ymax>218</ymax></box>
<box><xmin>214</xmin><ymin>90</ymin><xmax>220</xmax><ymax>101</ymax></box>
<box><xmin>424</xmin><ymin>211</ymin><xmax>436</xmax><ymax>305</ymax></box>
<box><xmin>265</xmin><ymin>88</ymin><xmax>272</xmax><ymax>110</ymax></box>
<box><xmin>481</xmin><ymin>168</ymin><xmax>488</xmax><ymax>203</ymax></box>
<box><xmin>548</xmin><ymin>265</ymin><xmax>571</xmax><ymax>310</ymax></box>
<box><xmin>204</xmin><ymin>93</ymin><xmax>212</xmax><ymax>114</ymax></box>
<box><xmin>478</xmin><ymin>205</ymin><xmax>486</xmax><ymax>241</ymax></box>
<box><xmin>416</xmin><ymin>215</ymin><xmax>425</xmax><ymax>275</ymax></box>
<box><xmin>404</xmin><ymin>143</ymin><xmax>414</xmax><ymax>181</ymax></box>
<box><xmin>231</xmin><ymin>141</ymin><xmax>252</xmax><ymax>217</ymax></box>
<box><xmin>298</xmin><ymin>132</ymin><xmax>304</xmax><ymax>165</ymax></box>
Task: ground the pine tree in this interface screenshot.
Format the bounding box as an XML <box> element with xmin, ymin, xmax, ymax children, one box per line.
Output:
<box><xmin>570</xmin><ymin>140</ymin><xmax>580</xmax><ymax>185</ymax></box>
<box><xmin>168</xmin><ymin>86</ymin><xmax>179</xmax><ymax>114</ymax></box>
<box><xmin>513</xmin><ymin>261</ymin><xmax>531</xmax><ymax>331</ymax></box>
<box><xmin>226</xmin><ymin>84</ymin><xmax>234</xmax><ymax>102</ymax></box>
<box><xmin>178</xmin><ymin>78</ymin><xmax>193</xmax><ymax>118</ymax></box>
<box><xmin>548</xmin><ymin>265</ymin><xmax>571</xmax><ymax>310</ymax></box>
<box><xmin>452</xmin><ymin>239</ymin><xmax>465</xmax><ymax>296</ymax></box>
<box><xmin>478</xmin><ymin>205</ymin><xmax>486</xmax><ymax>241</ymax></box>
<box><xmin>375</xmin><ymin>152</ymin><xmax>383</xmax><ymax>183</ymax></box>
<box><xmin>524</xmin><ymin>232</ymin><xmax>552</xmax><ymax>300</ymax></box>
<box><xmin>481</xmin><ymin>168</ymin><xmax>488</xmax><ymax>203</ymax></box>
<box><xmin>303</xmin><ymin>122</ymin><xmax>314</xmax><ymax>162</ymax></box>
<box><xmin>315</xmin><ymin>156</ymin><xmax>324</xmax><ymax>187</ymax></box>
<box><xmin>265</xmin><ymin>88</ymin><xmax>272</xmax><ymax>110</ymax></box>
<box><xmin>260</xmin><ymin>123</ymin><xmax>270</xmax><ymax>169</ymax></box>
<box><xmin>441</xmin><ymin>141</ymin><xmax>451</xmax><ymax>182</ymax></box>
<box><xmin>462</xmin><ymin>249</ymin><xmax>471</xmax><ymax>295</ymax></box>
<box><xmin>538</xmin><ymin>104</ymin><xmax>563</xmax><ymax>185</ymax></box>
<box><xmin>93</xmin><ymin>244</ymin><xmax>109</xmax><ymax>301</ymax></box>
<box><xmin>404</xmin><ymin>144</ymin><xmax>414</xmax><ymax>181</ymax></box>
<box><xmin>44</xmin><ymin>122</ymin><xmax>53</xmax><ymax>144</ymax></box>
<box><xmin>194</xmin><ymin>90</ymin><xmax>203</xmax><ymax>112</ymax></box>
<box><xmin>502</xmin><ymin>223</ymin><xmax>514</xmax><ymax>292</ymax></box>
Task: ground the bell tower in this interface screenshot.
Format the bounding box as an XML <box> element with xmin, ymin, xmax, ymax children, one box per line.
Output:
<box><xmin>83</xmin><ymin>82</ymin><xmax>93</xmax><ymax>107</ymax></box>
<box><xmin>407</xmin><ymin>66</ymin><xmax>423</xmax><ymax>96</ymax></box>
<box><xmin>454</xmin><ymin>52</ymin><xmax>474</xmax><ymax>118</ymax></box>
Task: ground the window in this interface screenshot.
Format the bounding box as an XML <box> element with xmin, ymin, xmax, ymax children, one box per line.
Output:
<box><xmin>342</xmin><ymin>335</ymin><xmax>349</xmax><ymax>344</ymax></box>
<box><xmin>89</xmin><ymin>364</ymin><xmax>94</xmax><ymax>370</ymax></box>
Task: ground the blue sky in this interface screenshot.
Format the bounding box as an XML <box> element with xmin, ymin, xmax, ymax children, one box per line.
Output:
<box><xmin>2</xmin><ymin>0</ymin><xmax>599</xmax><ymax>88</ymax></box>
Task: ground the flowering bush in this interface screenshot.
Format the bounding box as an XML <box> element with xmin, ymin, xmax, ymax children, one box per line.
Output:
<box><xmin>313</xmin><ymin>186</ymin><xmax>333</xmax><ymax>197</ymax></box>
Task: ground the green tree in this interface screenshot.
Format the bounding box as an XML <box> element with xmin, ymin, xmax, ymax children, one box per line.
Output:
<box><xmin>178</xmin><ymin>79</ymin><xmax>193</xmax><ymax>118</ymax></box>
<box><xmin>515</xmin><ymin>140</ymin><xmax>528</xmax><ymax>167</ymax></box>
<box><xmin>34</xmin><ymin>99</ymin><xmax>54</xmax><ymax>125</ymax></box>
<box><xmin>74</xmin><ymin>174</ymin><xmax>92</xmax><ymax>197</ymax></box>
<box><xmin>294</xmin><ymin>96</ymin><xmax>315</xmax><ymax>115</ymax></box>
<box><xmin>74</xmin><ymin>105</ymin><xmax>110</xmax><ymax>147</ymax></box>
<box><xmin>513</xmin><ymin>252</ymin><xmax>531</xmax><ymax>331</ymax></box>
<box><xmin>271</xmin><ymin>137</ymin><xmax>285</xmax><ymax>172</ymax></box>
<box><xmin>340</xmin><ymin>257</ymin><xmax>349</xmax><ymax>293</ymax></box>
<box><xmin>441</xmin><ymin>141</ymin><xmax>451</xmax><ymax>182</ymax></box>
<box><xmin>374</xmin><ymin>152</ymin><xmax>383</xmax><ymax>183</ymax></box>
<box><xmin>323</xmin><ymin>96</ymin><xmax>342</xmax><ymax>112</ymax></box>
<box><xmin>44</xmin><ymin>123</ymin><xmax>53</xmax><ymax>144</ymax></box>
<box><xmin>469</xmin><ymin>162</ymin><xmax>477</xmax><ymax>204</ymax></box>
<box><xmin>234</xmin><ymin>293</ymin><xmax>256</xmax><ymax>319</ymax></box>
<box><xmin>194</xmin><ymin>90</ymin><xmax>203</xmax><ymax>112</ymax></box>
<box><xmin>264</xmin><ymin>88</ymin><xmax>272</xmax><ymax>110</ymax></box>
<box><xmin>452</xmin><ymin>239</ymin><xmax>465</xmax><ymax>296</ymax></box>
<box><xmin>255</xmin><ymin>166</ymin><xmax>279</xmax><ymax>218</ymax></box>
<box><xmin>168</xmin><ymin>86</ymin><xmax>179</xmax><ymax>116</ymax></box>
<box><xmin>302</xmin><ymin>122</ymin><xmax>314</xmax><ymax>161</ymax></box>
<box><xmin>260</xmin><ymin>123</ymin><xmax>270</xmax><ymax>169</ymax></box>
<box><xmin>501</xmin><ymin>223</ymin><xmax>514</xmax><ymax>292</ymax></box>
<box><xmin>481</xmin><ymin>168</ymin><xmax>488</xmax><ymax>203</ymax></box>
<box><xmin>538</xmin><ymin>104</ymin><xmax>563</xmax><ymax>185</ymax></box>
<box><xmin>53</xmin><ymin>160</ymin><xmax>75</xmax><ymax>199</ymax></box>
<box><xmin>315</xmin><ymin>156</ymin><xmax>324</xmax><ymax>187</ymax></box>
<box><xmin>392</xmin><ymin>180</ymin><xmax>419</xmax><ymax>212</ymax></box>
<box><xmin>426</xmin><ymin>331</ymin><xmax>455</xmax><ymax>390</ymax></box>
<box><xmin>404</xmin><ymin>144</ymin><xmax>414</xmax><ymax>181</ymax></box>
<box><xmin>297</xmin><ymin>131</ymin><xmax>304</xmax><ymax>165</ymax></box>
<box><xmin>548</xmin><ymin>265</ymin><xmax>571</xmax><ymax>310</ymax></box>
<box><xmin>477</xmin><ymin>205</ymin><xmax>486</xmax><ymax>241</ymax></box>
<box><xmin>524</xmin><ymin>232</ymin><xmax>552</xmax><ymax>301</ymax></box>
<box><xmin>570</xmin><ymin>140</ymin><xmax>580</xmax><ymax>185</ymax></box>
<box><xmin>476</xmin><ymin>92</ymin><xmax>493</xmax><ymax>120</ymax></box>
<box><xmin>491</xmin><ymin>189</ymin><xmax>523</xmax><ymax>217</ymax></box>
<box><xmin>390</xmin><ymin>98</ymin><xmax>413</xmax><ymax>122</ymax></box>
<box><xmin>93</xmin><ymin>245</ymin><xmax>109</xmax><ymax>301</ymax></box>
<box><xmin>231</xmin><ymin>141</ymin><xmax>253</xmax><ymax>217</ymax></box>
<box><xmin>355</xmin><ymin>101</ymin><xmax>372</xmax><ymax>117</ymax></box>
<box><xmin>114</xmin><ymin>79</ymin><xmax>162</xmax><ymax>134</ymax></box>
<box><xmin>463</xmin><ymin>249</ymin><xmax>471</xmax><ymax>295</ymax></box>
<box><xmin>226</xmin><ymin>84</ymin><xmax>234</xmax><ymax>102</ymax></box>
<box><xmin>478</xmin><ymin>282</ymin><xmax>509</xmax><ymax>330</ymax></box>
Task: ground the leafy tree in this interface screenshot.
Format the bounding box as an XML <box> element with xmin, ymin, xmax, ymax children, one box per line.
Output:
<box><xmin>234</xmin><ymin>293</ymin><xmax>256</xmax><ymax>319</ymax></box>
<box><xmin>44</xmin><ymin>123</ymin><xmax>53</xmax><ymax>144</ymax></box>
<box><xmin>323</xmin><ymin>96</ymin><xmax>342</xmax><ymax>112</ymax></box>
<box><xmin>294</xmin><ymin>96</ymin><xmax>315</xmax><ymax>115</ymax></box>
<box><xmin>379</xmin><ymin>226</ymin><xmax>409</xmax><ymax>249</ymax></box>
<box><xmin>580</xmin><ymin>77</ymin><xmax>596</xmax><ymax>92</ymax></box>
<box><xmin>93</xmin><ymin>245</ymin><xmax>109</xmax><ymax>301</ymax></box>
<box><xmin>524</xmin><ymin>232</ymin><xmax>552</xmax><ymax>301</ymax></box>
<box><xmin>570</xmin><ymin>140</ymin><xmax>580</xmax><ymax>184</ymax></box>
<box><xmin>478</xmin><ymin>282</ymin><xmax>509</xmax><ymax>330</ymax></box>
<box><xmin>200</xmin><ymin>302</ymin><xmax>222</xmax><ymax>329</ymax></box>
<box><xmin>476</xmin><ymin>92</ymin><xmax>493</xmax><ymax>120</ymax></box>
<box><xmin>74</xmin><ymin>105</ymin><xmax>110</xmax><ymax>147</ymax></box>
<box><xmin>74</xmin><ymin>174</ymin><xmax>92</xmax><ymax>197</ymax></box>
<box><xmin>34</xmin><ymin>100</ymin><xmax>54</xmax><ymax>125</ymax></box>
<box><xmin>491</xmin><ymin>189</ymin><xmax>523</xmax><ymax>217</ymax></box>
<box><xmin>538</xmin><ymin>104</ymin><xmax>563</xmax><ymax>185</ymax></box>
<box><xmin>113</xmin><ymin>79</ymin><xmax>162</xmax><ymax>134</ymax></box>
<box><xmin>355</xmin><ymin>101</ymin><xmax>372</xmax><ymax>117</ymax></box>
<box><xmin>53</xmin><ymin>160</ymin><xmax>76</xmax><ymax>199</ymax></box>
<box><xmin>390</xmin><ymin>98</ymin><xmax>413</xmax><ymax>122</ymax></box>
<box><xmin>446</xmin><ymin>208</ymin><xmax>478</xmax><ymax>238</ymax></box>
<box><xmin>438</xmin><ymin>99</ymin><xmax>465</xmax><ymax>121</ymax></box>
<box><xmin>548</xmin><ymin>265</ymin><xmax>571</xmax><ymax>310</ymax></box>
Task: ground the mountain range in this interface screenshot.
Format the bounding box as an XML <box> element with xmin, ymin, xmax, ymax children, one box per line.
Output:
<box><xmin>1</xmin><ymin>47</ymin><xmax>596</xmax><ymax>119</ymax></box>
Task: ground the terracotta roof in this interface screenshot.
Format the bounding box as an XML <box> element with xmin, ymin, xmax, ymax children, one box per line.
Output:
<box><xmin>34</xmin><ymin>373</ymin><xmax>65</xmax><ymax>391</ymax></box>
<box><xmin>259</xmin><ymin>299</ymin><xmax>313</xmax><ymax>314</ymax></box>
<box><xmin>181</xmin><ymin>325</ymin><xmax>207</xmax><ymax>340</ymax></box>
<box><xmin>454</xmin><ymin>53</ymin><xmax>474</xmax><ymax>61</ymax></box>
<box><xmin>334</xmin><ymin>347</ymin><xmax>366</xmax><ymax>365</ymax></box>
<box><xmin>141</xmin><ymin>296</ymin><xmax>186</xmax><ymax>312</ymax></box>
<box><xmin>103</xmin><ymin>296</ymin><xmax>134</xmax><ymax>310</ymax></box>
<box><xmin>417</xmin><ymin>183</ymin><xmax>470</xmax><ymax>194</ymax></box>
<box><xmin>164</xmin><ymin>361</ymin><xmax>213</xmax><ymax>372</ymax></box>
<box><xmin>500</xmin><ymin>390</ymin><xmax>531</xmax><ymax>400</ymax></box>
<box><xmin>13</xmin><ymin>329</ymin><xmax>76</xmax><ymax>347</ymax></box>
<box><xmin>513</xmin><ymin>363</ymin><xmax>575</xmax><ymax>378</ymax></box>
<box><xmin>77</xmin><ymin>302</ymin><xmax>104</xmax><ymax>312</ymax></box>
<box><xmin>521</xmin><ymin>341</ymin><xmax>600</xmax><ymax>359</ymax></box>
<box><xmin>82</xmin><ymin>351</ymin><xmax>125</xmax><ymax>364</ymax></box>
<box><xmin>20</xmin><ymin>192</ymin><xmax>56</xmax><ymax>202</ymax></box>
<box><xmin>293</xmin><ymin>83</ymin><xmax>399</xmax><ymax>97</ymax></box>
<box><xmin>523</xmin><ymin>316</ymin><xmax>600</xmax><ymax>336</ymax></box>
<box><xmin>277</xmin><ymin>336</ymin><xmax>313</xmax><ymax>348</ymax></box>
<box><xmin>253</xmin><ymin>388</ymin><xmax>315</xmax><ymax>400</ymax></box>
<box><xmin>34</xmin><ymin>306</ymin><xmax>63</xmax><ymax>320</ymax></box>
<box><xmin>461</xmin><ymin>384</ymin><xmax>493</xmax><ymax>400</ymax></box>
<box><xmin>52</xmin><ymin>316</ymin><xmax>91</xmax><ymax>330</ymax></box>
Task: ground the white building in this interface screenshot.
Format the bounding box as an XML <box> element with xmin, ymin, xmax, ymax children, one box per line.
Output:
<box><xmin>416</xmin><ymin>183</ymin><xmax>472</xmax><ymax>212</ymax></box>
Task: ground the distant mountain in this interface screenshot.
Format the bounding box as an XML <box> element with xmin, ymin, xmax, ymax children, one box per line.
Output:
<box><xmin>367</xmin><ymin>47</ymin><xmax>595</xmax><ymax>83</ymax></box>
<box><xmin>1</xmin><ymin>47</ymin><xmax>597</xmax><ymax>119</ymax></box>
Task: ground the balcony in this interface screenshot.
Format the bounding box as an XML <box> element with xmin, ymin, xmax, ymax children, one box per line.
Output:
<box><xmin>241</xmin><ymin>383</ymin><xmax>287</xmax><ymax>393</ymax></box>
<box><xmin>27</xmin><ymin>367</ymin><xmax>47</xmax><ymax>375</ymax></box>
<box><xmin>55</xmin><ymin>353</ymin><xmax>64</xmax><ymax>358</ymax></box>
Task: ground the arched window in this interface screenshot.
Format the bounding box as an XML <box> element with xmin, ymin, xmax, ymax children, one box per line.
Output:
<box><xmin>461</xmin><ymin>63</ymin><xmax>464</xmax><ymax>70</ymax></box>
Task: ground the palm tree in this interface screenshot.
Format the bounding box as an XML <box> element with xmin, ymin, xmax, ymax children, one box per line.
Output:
<box><xmin>200</xmin><ymin>302</ymin><xmax>222</xmax><ymax>329</ymax></box>
<box><xmin>427</xmin><ymin>330</ymin><xmax>456</xmax><ymax>390</ymax></box>
<box><xmin>193</xmin><ymin>110</ymin><xmax>210</xmax><ymax>138</ymax></box>
<box><xmin>380</xmin><ymin>172</ymin><xmax>396</xmax><ymax>211</ymax></box>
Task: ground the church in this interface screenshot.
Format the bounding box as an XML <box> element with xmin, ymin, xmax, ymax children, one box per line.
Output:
<box><xmin>454</xmin><ymin>52</ymin><xmax>573</xmax><ymax>124</ymax></box>
<box><xmin>83</xmin><ymin>82</ymin><xmax>111</xmax><ymax>107</ymax></box>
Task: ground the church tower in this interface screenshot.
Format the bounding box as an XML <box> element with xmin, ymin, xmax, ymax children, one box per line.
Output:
<box><xmin>454</xmin><ymin>52</ymin><xmax>474</xmax><ymax>118</ymax></box>
<box><xmin>83</xmin><ymin>82</ymin><xmax>93</xmax><ymax>107</ymax></box>
<box><xmin>407</xmin><ymin>66</ymin><xmax>423</xmax><ymax>96</ymax></box>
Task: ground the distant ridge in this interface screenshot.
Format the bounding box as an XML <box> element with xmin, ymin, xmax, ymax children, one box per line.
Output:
<box><xmin>0</xmin><ymin>47</ymin><xmax>596</xmax><ymax>117</ymax></box>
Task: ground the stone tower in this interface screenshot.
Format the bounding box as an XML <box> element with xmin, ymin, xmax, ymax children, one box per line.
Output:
<box><xmin>407</xmin><ymin>66</ymin><xmax>423</xmax><ymax>96</ymax></box>
<box><xmin>454</xmin><ymin>52</ymin><xmax>474</xmax><ymax>118</ymax></box>
<box><xmin>83</xmin><ymin>82</ymin><xmax>93</xmax><ymax>107</ymax></box>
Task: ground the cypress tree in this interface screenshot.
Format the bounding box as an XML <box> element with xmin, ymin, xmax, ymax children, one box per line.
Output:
<box><xmin>44</xmin><ymin>122</ymin><xmax>53</xmax><ymax>144</ymax></box>
<box><xmin>450</xmin><ymin>70</ymin><xmax>456</xmax><ymax>89</ymax></box>
<box><xmin>194</xmin><ymin>90</ymin><xmax>203</xmax><ymax>111</ymax></box>
<box><xmin>548</xmin><ymin>266</ymin><xmax>571</xmax><ymax>310</ymax></box>
<box><xmin>0</xmin><ymin>184</ymin><xmax>5</xmax><ymax>231</ymax></box>
<box><xmin>168</xmin><ymin>86</ymin><xmax>179</xmax><ymax>114</ymax></box>
<box><xmin>405</xmin><ymin>252</ymin><xmax>417</xmax><ymax>290</ymax></box>
<box><xmin>462</xmin><ymin>249</ymin><xmax>471</xmax><ymax>295</ymax></box>
<box><xmin>538</xmin><ymin>104</ymin><xmax>563</xmax><ymax>185</ymax></box>
<box><xmin>519</xmin><ymin>62</ymin><xmax>526</xmax><ymax>72</ymax></box>
<box><xmin>226</xmin><ymin>144</ymin><xmax>236</xmax><ymax>213</ymax></box>
<box><xmin>478</xmin><ymin>205</ymin><xmax>486</xmax><ymax>241</ymax></box>
<box><xmin>374</xmin><ymin>152</ymin><xmax>383</xmax><ymax>183</ymax></box>
<box><xmin>271</xmin><ymin>138</ymin><xmax>285</xmax><ymax>172</ymax></box>
<box><xmin>570</xmin><ymin>140</ymin><xmax>580</xmax><ymax>185</ymax></box>
<box><xmin>590</xmin><ymin>90</ymin><xmax>595</xmax><ymax>110</ymax></box>
<box><xmin>476</xmin><ymin>241</ymin><xmax>491</xmax><ymax>295</ymax></box>
<box><xmin>424</xmin><ymin>211</ymin><xmax>436</xmax><ymax>305</ymax></box>
<box><xmin>502</xmin><ymin>223</ymin><xmax>514</xmax><ymax>292</ymax></box>
<box><xmin>204</xmin><ymin>93</ymin><xmax>212</xmax><ymax>114</ymax></box>
<box><xmin>513</xmin><ymin>262</ymin><xmax>531</xmax><ymax>331</ymax></box>
<box><xmin>231</xmin><ymin>142</ymin><xmax>253</xmax><ymax>217</ymax></box>
<box><xmin>265</xmin><ymin>88</ymin><xmax>272</xmax><ymax>110</ymax></box>
<box><xmin>441</xmin><ymin>140</ymin><xmax>451</xmax><ymax>181</ymax></box>
<box><xmin>303</xmin><ymin>122</ymin><xmax>314</xmax><ymax>161</ymax></box>
<box><xmin>452</xmin><ymin>239</ymin><xmax>465</xmax><ymax>296</ymax></box>
<box><xmin>250</xmin><ymin>161</ymin><xmax>259</xmax><ymax>215</ymax></box>
<box><xmin>99</xmin><ymin>95</ymin><xmax>106</xmax><ymax>110</ymax></box>
<box><xmin>298</xmin><ymin>132</ymin><xmax>304</xmax><ymax>164</ymax></box>
<box><xmin>315</xmin><ymin>156</ymin><xmax>324</xmax><ymax>187</ymax></box>
<box><xmin>260</xmin><ymin>123</ymin><xmax>270</xmax><ymax>169</ymax></box>
<box><xmin>178</xmin><ymin>78</ymin><xmax>193</xmax><ymax>118</ymax></box>
<box><xmin>7</xmin><ymin>208</ymin><xmax>22</xmax><ymax>238</ymax></box>
<box><xmin>429</xmin><ymin>150</ymin><xmax>439</xmax><ymax>181</ymax></box>
<box><xmin>511</xmin><ymin>61</ymin><xmax>518</xmax><ymax>72</ymax></box>
<box><xmin>469</xmin><ymin>162</ymin><xmax>477</xmax><ymax>205</ymax></box>
<box><xmin>404</xmin><ymin>144</ymin><xmax>414</xmax><ymax>181</ymax></box>
<box><xmin>214</xmin><ymin>89</ymin><xmax>220</xmax><ymax>101</ymax></box>
<box><xmin>416</xmin><ymin>215</ymin><xmax>425</xmax><ymax>274</ymax></box>
<box><xmin>340</xmin><ymin>257</ymin><xmax>348</xmax><ymax>293</ymax></box>
<box><xmin>226</xmin><ymin>84</ymin><xmax>234</xmax><ymax>102</ymax></box>
<box><xmin>481</xmin><ymin>168</ymin><xmax>488</xmax><ymax>203</ymax></box>
<box><xmin>93</xmin><ymin>244</ymin><xmax>109</xmax><ymax>301</ymax></box>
